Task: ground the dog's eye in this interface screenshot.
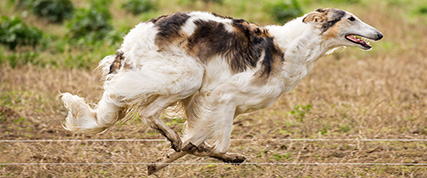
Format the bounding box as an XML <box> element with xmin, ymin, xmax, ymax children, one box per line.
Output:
<box><xmin>348</xmin><ymin>16</ymin><xmax>355</xmax><ymax>21</ymax></box>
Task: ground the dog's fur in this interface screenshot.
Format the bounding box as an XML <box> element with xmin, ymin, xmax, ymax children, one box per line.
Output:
<box><xmin>61</xmin><ymin>8</ymin><xmax>382</xmax><ymax>174</ymax></box>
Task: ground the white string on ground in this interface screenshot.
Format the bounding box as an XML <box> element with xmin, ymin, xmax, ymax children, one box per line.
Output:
<box><xmin>0</xmin><ymin>139</ymin><xmax>165</xmax><ymax>142</ymax></box>
<box><xmin>1</xmin><ymin>162</ymin><xmax>426</xmax><ymax>166</ymax></box>
<box><xmin>0</xmin><ymin>138</ymin><xmax>426</xmax><ymax>143</ymax></box>
<box><xmin>2</xmin><ymin>139</ymin><xmax>425</xmax><ymax>167</ymax></box>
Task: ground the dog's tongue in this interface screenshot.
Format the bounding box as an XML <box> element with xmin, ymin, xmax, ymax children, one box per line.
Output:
<box><xmin>348</xmin><ymin>35</ymin><xmax>363</xmax><ymax>43</ymax></box>
<box><xmin>348</xmin><ymin>35</ymin><xmax>370</xmax><ymax>48</ymax></box>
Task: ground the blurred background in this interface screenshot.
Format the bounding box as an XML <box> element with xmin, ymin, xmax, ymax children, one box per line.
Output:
<box><xmin>0</xmin><ymin>0</ymin><xmax>425</xmax><ymax>68</ymax></box>
<box><xmin>0</xmin><ymin>0</ymin><xmax>426</xmax><ymax>177</ymax></box>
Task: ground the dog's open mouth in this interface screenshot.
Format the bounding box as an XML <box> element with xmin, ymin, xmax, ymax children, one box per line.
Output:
<box><xmin>345</xmin><ymin>34</ymin><xmax>372</xmax><ymax>50</ymax></box>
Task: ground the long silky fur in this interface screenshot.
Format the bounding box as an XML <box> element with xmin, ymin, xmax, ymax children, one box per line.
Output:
<box><xmin>60</xmin><ymin>9</ymin><xmax>382</xmax><ymax>155</ymax></box>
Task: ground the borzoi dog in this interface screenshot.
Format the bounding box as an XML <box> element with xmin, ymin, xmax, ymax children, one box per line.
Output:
<box><xmin>61</xmin><ymin>8</ymin><xmax>382</xmax><ymax>174</ymax></box>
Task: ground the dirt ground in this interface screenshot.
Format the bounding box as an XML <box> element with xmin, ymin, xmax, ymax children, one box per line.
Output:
<box><xmin>1</xmin><ymin>44</ymin><xmax>426</xmax><ymax>177</ymax></box>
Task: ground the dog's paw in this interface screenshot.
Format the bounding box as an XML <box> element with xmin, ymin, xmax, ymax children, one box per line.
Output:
<box><xmin>211</xmin><ymin>152</ymin><xmax>246</xmax><ymax>164</ymax></box>
<box><xmin>228</xmin><ymin>153</ymin><xmax>246</xmax><ymax>164</ymax></box>
<box><xmin>170</xmin><ymin>138</ymin><xmax>182</xmax><ymax>152</ymax></box>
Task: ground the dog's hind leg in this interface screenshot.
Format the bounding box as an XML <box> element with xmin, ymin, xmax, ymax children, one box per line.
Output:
<box><xmin>98</xmin><ymin>52</ymin><xmax>204</xmax><ymax>151</ymax></box>
<box><xmin>139</xmin><ymin>96</ymin><xmax>183</xmax><ymax>152</ymax></box>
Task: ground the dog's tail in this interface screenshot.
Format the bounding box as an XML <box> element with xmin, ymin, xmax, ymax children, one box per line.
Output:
<box><xmin>61</xmin><ymin>92</ymin><xmax>124</xmax><ymax>134</ymax></box>
<box><xmin>61</xmin><ymin>52</ymin><xmax>127</xmax><ymax>134</ymax></box>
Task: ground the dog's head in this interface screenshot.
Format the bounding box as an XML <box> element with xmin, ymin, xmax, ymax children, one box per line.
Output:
<box><xmin>302</xmin><ymin>8</ymin><xmax>383</xmax><ymax>50</ymax></box>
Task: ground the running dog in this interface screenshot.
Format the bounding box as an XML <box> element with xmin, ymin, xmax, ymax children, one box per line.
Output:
<box><xmin>61</xmin><ymin>8</ymin><xmax>383</xmax><ymax>174</ymax></box>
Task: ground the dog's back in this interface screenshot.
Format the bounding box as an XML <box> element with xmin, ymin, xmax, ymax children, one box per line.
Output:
<box><xmin>115</xmin><ymin>12</ymin><xmax>283</xmax><ymax>81</ymax></box>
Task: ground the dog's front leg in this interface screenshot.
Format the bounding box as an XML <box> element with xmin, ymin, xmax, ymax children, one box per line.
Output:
<box><xmin>148</xmin><ymin>94</ymin><xmax>246</xmax><ymax>174</ymax></box>
<box><xmin>183</xmin><ymin>142</ymin><xmax>246</xmax><ymax>163</ymax></box>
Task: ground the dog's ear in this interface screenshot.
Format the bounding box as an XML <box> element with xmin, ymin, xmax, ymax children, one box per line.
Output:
<box><xmin>302</xmin><ymin>9</ymin><xmax>328</xmax><ymax>23</ymax></box>
<box><xmin>315</xmin><ymin>8</ymin><xmax>328</xmax><ymax>13</ymax></box>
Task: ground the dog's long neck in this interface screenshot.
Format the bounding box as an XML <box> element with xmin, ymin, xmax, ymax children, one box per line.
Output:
<box><xmin>267</xmin><ymin>18</ymin><xmax>334</xmax><ymax>93</ymax></box>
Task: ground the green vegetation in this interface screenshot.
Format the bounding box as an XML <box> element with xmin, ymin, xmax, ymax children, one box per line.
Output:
<box><xmin>32</xmin><ymin>0</ymin><xmax>74</xmax><ymax>23</ymax></box>
<box><xmin>0</xmin><ymin>16</ymin><xmax>43</xmax><ymax>50</ymax></box>
<box><xmin>417</xmin><ymin>5</ymin><xmax>427</xmax><ymax>14</ymax></box>
<box><xmin>67</xmin><ymin>1</ymin><xmax>113</xmax><ymax>43</ymax></box>
<box><xmin>267</xmin><ymin>0</ymin><xmax>303</xmax><ymax>23</ymax></box>
<box><xmin>122</xmin><ymin>0</ymin><xmax>157</xmax><ymax>15</ymax></box>
<box><xmin>0</xmin><ymin>0</ymin><xmax>425</xmax><ymax>69</ymax></box>
<box><xmin>272</xmin><ymin>153</ymin><xmax>292</xmax><ymax>161</ymax></box>
<box><xmin>318</xmin><ymin>0</ymin><xmax>361</xmax><ymax>4</ymax></box>
<box><xmin>196</xmin><ymin>0</ymin><xmax>223</xmax><ymax>4</ymax></box>
<box><xmin>289</xmin><ymin>104</ymin><xmax>312</xmax><ymax>122</ymax></box>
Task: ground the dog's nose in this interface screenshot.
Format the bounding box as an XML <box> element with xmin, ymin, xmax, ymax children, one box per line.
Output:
<box><xmin>376</xmin><ymin>32</ymin><xmax>383</xmax><ymax>40</ymax></box>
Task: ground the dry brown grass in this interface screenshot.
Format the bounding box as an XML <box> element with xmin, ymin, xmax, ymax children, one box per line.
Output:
<box><xmin>1</xmin><ymin>0</ymin><xmax>426</xmax><ymax>177</ymax></box>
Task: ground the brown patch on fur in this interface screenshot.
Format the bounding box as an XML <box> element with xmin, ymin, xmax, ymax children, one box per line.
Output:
<box><xmin>323</xmin><ymin>20</ymin><xmax>343</xmax><ymax>40</ymax></box>
<box><xmin>153</xmin><ymin>12</ymin><xmax>191</xmax><ymax>50</ymax></box>
<box><xmin>109</xmin><ymin>52</ymin><xmax>125</xmax><ymax>74</ymax></box>
<box><xmin>251</xmin><ymin>53</ymin><xmax>284</xmax><ymax>85</ymax></box>
<box><xmin>148</xmin><ymin>15</ymin><xmax>167</xmax><ymax>23</ymax></box>
<box><xmin>211</xmin><ymin>12</ymin><xmax>234</xmax><ymax>20</ymax></box>
<box><xmin>321</xmin><ymin>9</ymin><xmax>345</xmax><ymax>33</ymax></box>
<box><xmin>231</xmin><ymin>19</ymin><xmax>284</xmax><ymax>79</ymax></box>
<box><xmin>303</xmin><ymin>8</ymin><xmax>346</xmax><ymax>34</ymax></box>
<box><xmin>186</xmin><ymin>18</ymin><xmax>283</xmax><ymax>76</ymax></box>
<box><xmin>302</xmin><ymin>9</ymin><xmax>328</xmax><ymax>23</ymax></box>
<box><xmin>232</xmin><ymin>19</ymin><xmax>270</xmax><ymax>38</ymax></box>
<box><xmin>150</xmin><ymin>12</ymin><xmax>283</xmax><ymax>80</ymax></box>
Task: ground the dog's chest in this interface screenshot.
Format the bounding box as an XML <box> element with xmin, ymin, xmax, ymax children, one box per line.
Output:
<box><xmin>234</xmin><ymin>79</ymin><xmax>284</xmax><ymax>114</ymax></box>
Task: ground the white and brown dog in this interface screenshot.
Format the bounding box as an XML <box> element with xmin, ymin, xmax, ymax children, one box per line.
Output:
<box><xmin>61</xmin><ymin>8</ymin><xmax>382</xmax><ymax>174</ymax></box>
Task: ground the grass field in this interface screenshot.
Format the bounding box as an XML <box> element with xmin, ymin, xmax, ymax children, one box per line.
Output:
<box><xmin>1</xmin><ymin>0</ymin><xmax>426</xmax><ymax>177</ymax></box>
